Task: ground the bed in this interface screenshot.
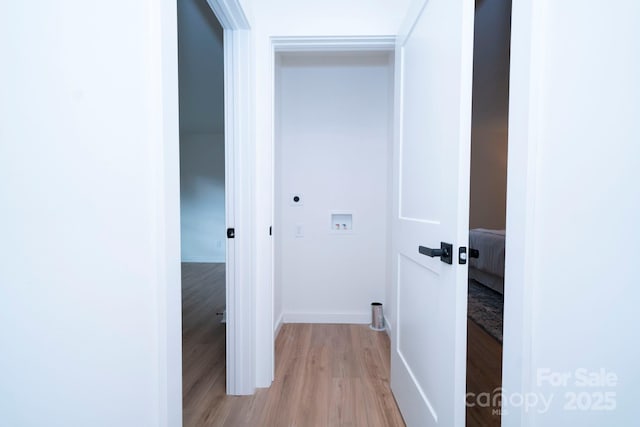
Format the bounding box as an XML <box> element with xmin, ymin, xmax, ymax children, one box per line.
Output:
<box><xmin>469</xmin><ymin>228</ymin><xmax>505</xmax><ymax>295</ymax></box>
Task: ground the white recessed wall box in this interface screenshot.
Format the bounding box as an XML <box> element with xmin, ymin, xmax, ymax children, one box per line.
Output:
<box><xmin>330</xmin><ymin>212</ymin><xmax>353</xmax><ymax>233</ymax></box>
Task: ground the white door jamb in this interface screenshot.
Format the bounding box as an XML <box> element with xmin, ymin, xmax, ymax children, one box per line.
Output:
<box><xmin>502</xmin><ymin>0</ymin><xmax>542</xmax><ymax>423</ymax></box>
<box><xmin>205</xmin><ymin>0</ymin><xmax>254</xmax><ymax>397</ymax></box>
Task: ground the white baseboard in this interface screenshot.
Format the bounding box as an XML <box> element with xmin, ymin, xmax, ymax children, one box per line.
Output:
<box><xmin>282</xmin><ymin>311</ymin><xmax>370</xmax><ymax>324</ymax></box>
<box><xmin>180</xmin><ymin>257</ymin><xmax>225</xmax><ymax>263</ymax></box>
<box><xmin>274</xmin><ymin>312</ymin><xmax>284</xmax><ymax>339</ymax></box>
<box><xmin>384</xmin><ymin>315</ymin><xmax>392</xmax><ymax>337</ymax></box>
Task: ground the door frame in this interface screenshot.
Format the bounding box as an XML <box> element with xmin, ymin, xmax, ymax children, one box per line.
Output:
<box><xmin>205</xmin><ymin>0</ymin><xmax>254</xmax><ymax>398</ymax></box>
<box><xmin>501</xmin><ymin>0</ymin><xmax>543</xmax><ymax>423</ymax></box>
<box><xmin>268</xmin><ymin>34</ymin><xmax>396</xmax><ymax>380</ymax></box>
<box><xmin>153</xmin><ymin>0</ymin><xmax>253</xmax><ymax>424</ymax></box>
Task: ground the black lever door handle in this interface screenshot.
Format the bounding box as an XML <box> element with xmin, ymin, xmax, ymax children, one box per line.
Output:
<box><xmin>419</xmin><ymin>246</ymin><xmax>445</xmax><ymax>257</ymax></box>
<box><xmin>469</xmin><ymin>248</ymin><xmax>480</xmax><ymax>258</ymax></box>
<box><xmin>419</xmin><ymin>242</ymin><xmax>453</xmax><ymax>265</ymax></box>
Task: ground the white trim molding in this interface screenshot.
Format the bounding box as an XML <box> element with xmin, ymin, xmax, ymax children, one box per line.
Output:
<box><xmin>223</xmin><ymin>27</ymin><xmax>255</xmax><ymax>396</ymax></box>
<box><xmin>206</xmin><ymin>0</ymin><xmax>255</xmax><ymax>396</ymax></box>
<box><xmin>384</xmin><ymin>315</ymin><xmax>392</xmax><ymax>337</ymax></box>
<box><xmin>151</xmin><ymin>0</ymin><xmax>181</xmax><ymax>425</ymax></box>
<box><xmin>282</xmin><ymin>312</ymin><xmax>370</xmax><ymax>324</ymax></box>
<box><xmin>271</xmin><ymin>36</ymin><xmax>396</xmax><ymax>53</ymax></box>
<box><xmin>274</xmin><ymin>312</ymin><xmax>284</xmax><ymax>340</ymax></box>
<box><xmin>206</xmin><ymin>0</ymin><xmax>250</xmax><ymax>30</ymax></box>
<box><xmin>502</xmin><ymin>0</ymin><xmax>544</xmax><ymax>424</ymax></box>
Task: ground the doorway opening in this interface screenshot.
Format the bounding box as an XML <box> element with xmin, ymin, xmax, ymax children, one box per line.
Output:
<box><xmin>273</xmin><ymin>50</ymin><xmax>395</xmax><ymax>330</ymax></box>
<box><xmin>466</xmin><ymin>0</ymin><xmax>512</xmax><ymax>425</ymax></box>
<box><xmin>177</xmin><ymin>0</ymin><xmax>227</xmax><ymax>422</ymax></box>
<box><xmin>270</xmin><ymin>46</ymin><xmax>404</xmax><ymax>422</ymax></box>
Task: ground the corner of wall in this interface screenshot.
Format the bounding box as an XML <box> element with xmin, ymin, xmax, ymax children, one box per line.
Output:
<box><xmin>384</xmin><ymin>315</ymin><xmax>392</xmax><ymax>336</ymax></box>
<box><xmin>274</xmin><ymin>311</ymin><xmax>284</xmax><ymax>340</ymax></box>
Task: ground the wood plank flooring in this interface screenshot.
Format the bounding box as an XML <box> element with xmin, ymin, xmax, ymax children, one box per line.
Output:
<box><xmin>182</xmin><ymin>263</ymin><xmax>502</xmax><ymax>426</ymax></box>
<box><xmin>181</xmin><ymin>263</ymin><xmax>405</xmax><ymax>426</ymax></box>
<box><xmin>466</xmin><ymin>319</ymin><xmax>503</xmax><ymax>427</ymax></box>
<box><xmin>182</xmin><ymin>262</ymin><xmax>227</xmax><ymax>426</ymax></box>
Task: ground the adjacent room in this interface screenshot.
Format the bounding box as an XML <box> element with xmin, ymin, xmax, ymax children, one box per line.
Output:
<box><xmin>466</xmin><ymin>0</ymin><xmax>512</xmax><ymax>425</ymax></box>
<box><xmin>271</xmin><ymin>50</ymin><xmax>401</xmax><ymax>423</ymax></box>
<box><xmin>177</xmin><ymin>0</ymin><xmax>227</xmax><ymax>424</ymax></box>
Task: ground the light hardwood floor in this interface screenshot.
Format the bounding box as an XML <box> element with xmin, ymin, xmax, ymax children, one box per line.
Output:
<box><xmin>182</xmin><ymin>263</ymin><xmax>227</xmax><ymax>425</ymax></box>
<box><xmin>182</xmin><ymin>263</ymin><xmax>405</xmax><ymax>427</ymax></box>
<box><xmin>466</xmin><ymin>319</ymin><xmax>503</xmax><ymax>427</ymax></box>
<box><xmin>182</xmin><ymin>262</ymin><xmax>501</xmax><ymax>426</ymax></box>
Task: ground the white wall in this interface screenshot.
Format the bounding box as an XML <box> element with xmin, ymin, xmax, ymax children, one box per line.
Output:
<box><xmin>274</xmin><ymin>53</ymin><xmax>393</xmax><ymax>327</ymax></box>
<box><xmin>250</xmin><ymin>0</ymin><xmax>412</xmax><ymax>387</ymax></box>
<box><xmin>469</xmin><ymin>0</ymin><xmax>511</xmax><ymax>229</ymax></box>
<box><xmin>177</xmin><ymin>0</ymin><xmax>225</xmax><ymax>262</ymax></box>
<box><xmin>0</xmin><ymin>0</ymin><xmax>181</xmax><ymax>425</ymax></box>
<box><xmin>179</xmin><ymin>133</ymin><xmax>226</xmax><ymax>262</ymax></box>
<box><xmin>503</xmin><ymin>0</ymin><xmax>640</xmax><ymax>425</ymax></box>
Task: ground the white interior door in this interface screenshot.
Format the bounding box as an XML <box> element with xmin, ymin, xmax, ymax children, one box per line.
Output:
<box><xmin>390</xmin><ymin>0</ymin><xmax>474</xmax><ymax>426</ymax></box>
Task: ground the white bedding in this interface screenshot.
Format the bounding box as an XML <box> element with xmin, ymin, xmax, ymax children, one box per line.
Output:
<box><xmin>469</xmin><ymin>228</ymin><xmax>505</xmax><ymax>294</ymax></box>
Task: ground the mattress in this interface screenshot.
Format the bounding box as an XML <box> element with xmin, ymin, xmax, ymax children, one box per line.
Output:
<box><xmin>469</xmin><ymin>228</ymin><xmax>505</xmax><ymax>294</ymax></box>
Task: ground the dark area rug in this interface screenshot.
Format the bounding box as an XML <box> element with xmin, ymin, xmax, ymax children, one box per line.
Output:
<box><xmin>468</xmin><ymin>279</ymin><xmax>504</xmax><ymax>343</ymax></box>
